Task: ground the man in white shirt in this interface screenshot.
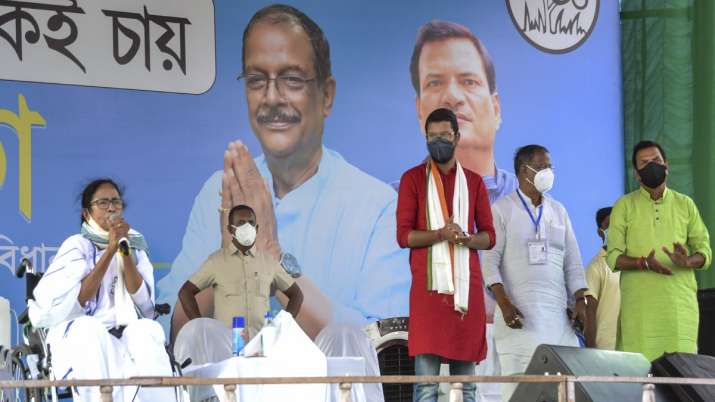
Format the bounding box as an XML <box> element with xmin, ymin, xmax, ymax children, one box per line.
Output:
<box><xmin>482</xmin><ymin>145</ymin><xmax>588</xmax><ymax>401</ymax></box>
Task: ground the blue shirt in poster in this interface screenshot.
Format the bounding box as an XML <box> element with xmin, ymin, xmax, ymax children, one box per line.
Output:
<box><xmin>155</xmin><ymin>147</ymin><xmax>410</xmax><ymax>330</ymax></box>
<box><xmin>482</xmin><ymin>167</ymin><xmax>518</xmax><ymax>205</ymax></box>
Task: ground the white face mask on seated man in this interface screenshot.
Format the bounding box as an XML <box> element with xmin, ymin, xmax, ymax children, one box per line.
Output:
<box><xmin>232</xmin><ymin>223</ymin><xmax>257</xmax><ymax>247</ymax></box>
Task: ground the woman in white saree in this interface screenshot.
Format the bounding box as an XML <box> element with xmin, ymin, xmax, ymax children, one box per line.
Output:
<box><xmin>28</xmin><ymin>178</ymin><xmax>175</xmax><ymax>402</ymax></box>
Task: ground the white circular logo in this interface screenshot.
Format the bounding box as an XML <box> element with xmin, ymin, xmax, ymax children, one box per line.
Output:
<box><xmin>506</xmin><ymin>0</ymin><xmax>600</xmax><ymax>54</ymax></box>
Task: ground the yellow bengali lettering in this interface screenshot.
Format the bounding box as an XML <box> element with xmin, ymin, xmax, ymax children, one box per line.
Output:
<box><xmin>0</xmin><ymin>94</ymin><xmax>46</xmax><ymax>221</ymax></box>
<box><xmin>0</xmin><ymin>142</ymin><xmax>6</xmax><ymax>186</ymax></box>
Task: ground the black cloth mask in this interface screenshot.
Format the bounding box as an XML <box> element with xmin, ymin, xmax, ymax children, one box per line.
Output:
<box><xmin>427</xmin><ymin>138</ymin><xmax>455</xmax><ymax>164</ymax></box>
<box><xmin>638</xmin><ymin>162</ymin><xmax>667</xmax><ymax>188</ymax></box>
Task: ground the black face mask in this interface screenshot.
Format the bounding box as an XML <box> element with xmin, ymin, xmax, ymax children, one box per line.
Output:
<box><xmin>638</xmin><ymin>162</ymin><xmax>667</xmax><ymax>188</ymax></box>
<box><xmin>427</xmin><ymin>138</ymin><xmax>455</xmax><ymax>164</ymax></box>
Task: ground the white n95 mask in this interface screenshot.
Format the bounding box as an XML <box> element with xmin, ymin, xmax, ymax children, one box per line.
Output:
<box><xmin>527</xmin><ymin>166</ymin><xmax>555</xmax><ymax>193</ymax></box>
<box><xmin>232</xmin><ymin>223</ymin><xmax>256</xmax><ymax>246</ymax></box>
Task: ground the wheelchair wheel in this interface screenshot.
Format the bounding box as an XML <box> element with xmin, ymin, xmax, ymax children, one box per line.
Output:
<box><xmin>0</xmin><ymin>352</ymin><xmax>31</xmax><ymax>402</ymax></box>
<box><xmin>8</xmin><ymin>349</ymin><xmax>51</xmax><ymax>402</ymax></box>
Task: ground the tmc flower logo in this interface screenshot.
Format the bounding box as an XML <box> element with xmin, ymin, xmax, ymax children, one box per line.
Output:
<box><xmin>506</xmin><ymin>0</ymin><xmax>600</xmax><ymax>54</ymax></box>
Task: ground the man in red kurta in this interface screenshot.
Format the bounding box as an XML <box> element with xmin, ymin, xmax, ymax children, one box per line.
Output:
<box><xmin>397</xmin><ymin>108</ymin><xmax>495</xmax><ymax>402</ymax></box>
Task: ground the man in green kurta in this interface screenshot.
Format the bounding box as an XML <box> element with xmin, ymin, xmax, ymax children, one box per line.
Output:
<box><xmin>607</xmin><ymin>140</ymin><xmax>711</xmax><ymax>361</ymax></box>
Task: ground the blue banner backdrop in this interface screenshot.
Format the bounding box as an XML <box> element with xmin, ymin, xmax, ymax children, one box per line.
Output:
<box><xmin>0</xmin><ymin>0</ymin><xmax>622</xmax><ymax>343</ymax></box>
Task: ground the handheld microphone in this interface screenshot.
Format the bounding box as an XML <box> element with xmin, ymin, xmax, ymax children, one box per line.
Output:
<box><xmin>109</xmin><ymin>213</ymin><xmax>130</xmax><ymax>256</ymax></box>
<box><xmin>16</xmin><ymin>258</ymin><xmax>31</xmax><ymax>278</ymax></box>
<box><xmin>118</xmin><ymin>237</ymin><xmax>130</xmax><ymax>256</ymax></box>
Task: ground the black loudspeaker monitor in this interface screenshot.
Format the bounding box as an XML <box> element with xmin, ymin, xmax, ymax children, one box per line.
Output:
<box><xmin>651</xmin><ymin>352</ymin><xmax>715</xmax><ymax>402</ymax></box>
<box><xmin>509</xmin><ymin>344</ymin><xmax>670</xmax><ymax>402</ymax></box>
<box><xmin>697</xmin><ymin>288</ymin><xmax>715</xmax><ymax>357</ymax></box>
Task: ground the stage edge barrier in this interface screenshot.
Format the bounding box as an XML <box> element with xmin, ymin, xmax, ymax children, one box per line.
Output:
<box><xmin>3</xmin><ymin>374</ymin><xmax>715</xmax><ymax>402</ymax></box>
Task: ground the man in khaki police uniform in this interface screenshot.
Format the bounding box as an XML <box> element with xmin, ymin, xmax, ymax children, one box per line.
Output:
<box><xmin>173</xmin><ymin>204</ymin><xmax>304</xmax><ymax>364</ymax></box>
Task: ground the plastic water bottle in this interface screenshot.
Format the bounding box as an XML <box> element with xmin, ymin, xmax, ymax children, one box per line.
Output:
<box><xmin>261</xmin><ymin>311</ymin><xmax>276</xmax><ymax>357</ymax></box>
<box><xmin>263</xmin><ymin>311</ymin><xmax>273</xmax><ymax>327</ymax></box>
<box><xmin>232</xmin><ymin>316</ymin><xmax>245</xmax><ymax>356</ymax></box>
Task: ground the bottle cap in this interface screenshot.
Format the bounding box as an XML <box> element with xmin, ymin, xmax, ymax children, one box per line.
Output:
<box><xmin>233</xmin><ymin>316</ymin><xmax>245</xmax><ymax>328</ymax></box>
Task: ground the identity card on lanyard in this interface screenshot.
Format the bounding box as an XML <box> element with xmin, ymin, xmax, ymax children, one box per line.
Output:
<box><xmin>517</xmin><ymin>191</ymin><xmax>547</xmax><ymax>265</ymax></box>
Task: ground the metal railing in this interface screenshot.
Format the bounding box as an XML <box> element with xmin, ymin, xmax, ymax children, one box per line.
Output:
<box><xmin>2</xmin><ymin>374</ymin><xmax>715</xmax><ymax>402</ymax></box>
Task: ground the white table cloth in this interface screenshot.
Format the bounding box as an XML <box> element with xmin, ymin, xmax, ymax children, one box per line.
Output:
<box><xmin>183</xmin><ymin>356</ymin><xmax>368</xmax><ymax>402</ymax></box>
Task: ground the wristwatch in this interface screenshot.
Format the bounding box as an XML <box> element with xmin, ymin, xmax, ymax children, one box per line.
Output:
<box><xmin>279</xmin><ymin>252</ymin><xmax>302</xmax><ymax>278</ymax></box>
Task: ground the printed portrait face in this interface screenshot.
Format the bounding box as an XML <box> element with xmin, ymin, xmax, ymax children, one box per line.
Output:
<box><xmin>416</xmin><ymin>37</ymin><xmax>500</xmax><ymax>155</ymax></box>
<box><xmin>242</xmin><ymin>21</ymin><xmax>335</xmax><ymax>159</ymax></box>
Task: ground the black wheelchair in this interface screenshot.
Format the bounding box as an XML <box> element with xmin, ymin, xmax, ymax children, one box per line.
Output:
<box><xmin>0</xmin><ymin>259</ymin><xmax>191</xmax><ymax>402</ymax></box>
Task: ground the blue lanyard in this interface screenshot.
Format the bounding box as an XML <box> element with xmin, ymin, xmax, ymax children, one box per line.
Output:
<box><xmin>516</xmin><ymin>190</ymin><xmax>543</xmax><ymax>235</ymax></box>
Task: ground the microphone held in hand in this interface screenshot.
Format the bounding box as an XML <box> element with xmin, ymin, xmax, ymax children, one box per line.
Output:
<box><xmin>16</xmin><ymin>258</ymin><xmax>31</xmax><ymax>278</ymax></box>
<box><xmin>118</xmin><ymin>237</ymin><xmax>130</xmax><ymax>256</ymax></box>
<box><xmin>108</xmin><ymin>213</ymin><xmax>130</xmax><ymax>256</ymax></box>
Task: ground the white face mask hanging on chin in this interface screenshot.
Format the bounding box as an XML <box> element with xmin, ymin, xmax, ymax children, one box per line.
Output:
<box><xmin>526</xmin><ymin>165</ymin><xmax>555</xmax><ymax>193</ymax></box>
